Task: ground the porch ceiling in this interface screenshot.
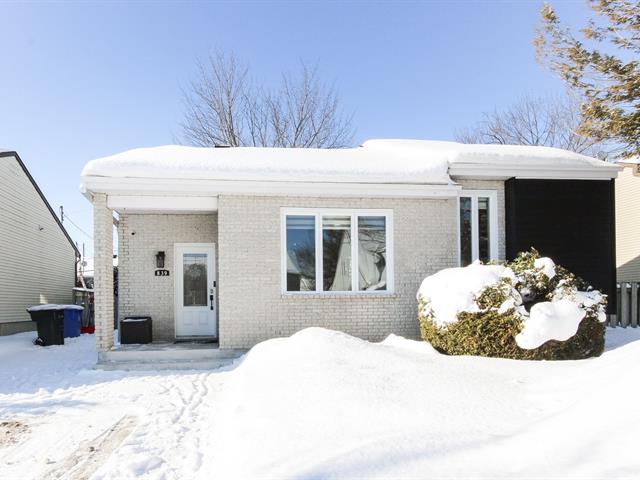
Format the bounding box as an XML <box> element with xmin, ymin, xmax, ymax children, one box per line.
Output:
<box><xmin>107</xmin><ymin>195</ymin><xmax>218</xmax><ymax>214</ymax></box>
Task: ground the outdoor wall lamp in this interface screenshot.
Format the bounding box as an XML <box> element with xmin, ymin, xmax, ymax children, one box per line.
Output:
<box><xmin>155</xmin><ymin>251</ymin><xmax>165</xmax><ymax>269</ymax></box>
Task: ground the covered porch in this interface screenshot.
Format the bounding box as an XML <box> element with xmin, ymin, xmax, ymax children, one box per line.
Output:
<box><xmin>90</xmin><ymin>191</ymin><xmax>224</xmax><ymax>367</ymax></box>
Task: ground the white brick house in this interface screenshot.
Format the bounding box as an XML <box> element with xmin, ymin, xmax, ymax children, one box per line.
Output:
<box><xmin>80</xmin><ymin>139</ymin><xmax>620</xmax><ymax>356</ymax></box>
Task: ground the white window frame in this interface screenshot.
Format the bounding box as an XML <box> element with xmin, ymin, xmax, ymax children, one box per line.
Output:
<box><xmin>281</xmin><ymin>208</ymin><xmax>394</xmax><ymax>295</ymax></box>
<box><xmin>457</xmin><ymin>190</ymin><xmax>499</xmax><ymax>266</ymax></box>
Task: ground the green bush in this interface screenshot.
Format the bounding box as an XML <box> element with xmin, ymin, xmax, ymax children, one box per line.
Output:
<box><xmin>418</xmin><ymin>249</ymin><xmax>606</xmax><ymax>361</ymax></box>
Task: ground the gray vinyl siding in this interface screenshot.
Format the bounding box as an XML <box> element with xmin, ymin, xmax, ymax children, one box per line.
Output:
<box><xmin>0</xmin><ymin>154</ymin><xmax>76</xmax><ymax>327</ymax></box>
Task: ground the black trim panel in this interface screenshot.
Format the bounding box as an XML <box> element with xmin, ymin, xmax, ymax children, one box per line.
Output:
<box><xmin>505</xmin><ymin>178</ymin><xmax>616</xmax><ymax>312</ymax></box>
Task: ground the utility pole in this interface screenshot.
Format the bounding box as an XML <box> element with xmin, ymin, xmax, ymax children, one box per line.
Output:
<box><xmin>59</xmin><ymin>205</ymin><xmax>64</xmax><ymax>223</ymax></box>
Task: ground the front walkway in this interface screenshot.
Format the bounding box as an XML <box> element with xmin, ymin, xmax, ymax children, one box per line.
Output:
<box><xmin>0</xmin><ymin>332</ymin><xmax>239</xmax><ymax>479</ymax></box>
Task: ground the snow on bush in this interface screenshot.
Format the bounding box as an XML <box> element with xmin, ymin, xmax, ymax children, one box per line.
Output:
<box><xmin>417</xmin><ymin>249</ymin><xmax>607</xmax><ymax>360</ymax></box>
<box><xmin>534</xmin><ymin>256</ymin><xmax>556</xmax><ymax>280</ymax></box>
<box><xmin>417</xmin><ymin>264</ymin><xmax>518</xmax><ymax>326</ymax></box>
<box><xmin>515</xmin><ymin>300</ymin><xmax>585</xmax><ymax>349</ymax></box>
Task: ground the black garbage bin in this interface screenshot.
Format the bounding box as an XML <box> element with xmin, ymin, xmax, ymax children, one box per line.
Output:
<box><xmin>27</xmin><ymin>306</ymin><xmax>65</xmax><ymax>346</ymax></box>
<box><xmin>120</xmin><ymin>316</ymin><xmax>152</xmax><ymax>344</ymax></box>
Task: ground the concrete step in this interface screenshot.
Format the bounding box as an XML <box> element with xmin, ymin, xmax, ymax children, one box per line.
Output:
<box><xmin>96</xmin><ymin>357</ymin><xmax>241</xmax><ymax>371</ymax></box>
<box><xmin>96</xmin><ymin>346</ymin><xmax>246</xmax><ymax>371</ymax></box>
<box><xmin>99</xmin><ymin>348</ymin><xmax>245</xmax><ymax>363</ymax></box>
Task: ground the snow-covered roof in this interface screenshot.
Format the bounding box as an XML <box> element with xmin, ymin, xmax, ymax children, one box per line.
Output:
<box><xmin>617</xmin><ymin>156</ymin><xmax>640</xmax><ymax>165</ymax></box>
<box><xmin>80</xmin><ymin>140</ymin><xmax>621</xmax><ymax>206</ymax></box>
<box><xmin>81</xmin><ymin>142</ymin><xmax>452</xmax><ymax>185</ymax></box>
<box><xmin>82</xmin><ymin>139</ymin><xmax>618</xmax><ymax>185</ymax></box>
<box><xmin>364</xmin><ymin>140</ymin><xmax>605</xmax><ymax>167</ymax></box>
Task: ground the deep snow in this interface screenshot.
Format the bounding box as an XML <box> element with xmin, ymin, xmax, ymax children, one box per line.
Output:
<box><xmin>1</xmin><ymin>328</ymin><xmax>640</xmax><ymax>479</ymax></box>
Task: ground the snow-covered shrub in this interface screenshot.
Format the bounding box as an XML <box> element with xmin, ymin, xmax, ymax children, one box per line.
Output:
<box><xmin>417</xmin><ymin>249</ymin><xmax>606</xmax><ymax>360</ymax></box>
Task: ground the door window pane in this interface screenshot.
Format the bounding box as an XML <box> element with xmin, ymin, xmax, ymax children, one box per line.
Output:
<box><xmin>478</xmin><ymin>197</ymin><xmax>490</xmax><ymax>262</ymax></box>
<box><xmin>358</xmin><ymin>216</ymin><xmax>387</xmax><ymax>291</ymax></box>
<box><xmin>286</xmin><ymin>215</ymin><xmax>316</xmax><ymax>291</ymax></box>
<box><xmin>460</xmin><ymin>197</ymin><xmax>472</xmax><ymax>266</ymax></box>
<box><xmin>322</xmin><ymin>216</ymin><xmax>352</xmax><ymax>291</ymax></box>
<box><xmin>183</xmin><ymin>253</ymin><xmax>207</xmax><ymax>306</ymax></box>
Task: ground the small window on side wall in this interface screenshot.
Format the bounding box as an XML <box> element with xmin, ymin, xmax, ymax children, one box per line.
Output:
<box><xmin>459</xmin><ymin>192</ymin><xmax>497</xmax><ymax>266</ymax></box>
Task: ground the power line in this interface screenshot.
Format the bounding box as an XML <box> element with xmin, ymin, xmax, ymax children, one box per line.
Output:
<box><xmin>63</xmin><ymin>214</ymin><xmax>93</xmax><ymax>240</ymax></box>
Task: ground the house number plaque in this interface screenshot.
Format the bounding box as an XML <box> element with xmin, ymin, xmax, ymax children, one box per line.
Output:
<box><xmin>154</xmin><ymin>269</ymin><xmax>170</xmax><ymax>276</ymax></box>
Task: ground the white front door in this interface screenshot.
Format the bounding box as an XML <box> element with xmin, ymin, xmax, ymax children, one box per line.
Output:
<box><xmin>175</xmin><ymin>244</ymin><xmax>217</xmax><ymax>338</ymax></box>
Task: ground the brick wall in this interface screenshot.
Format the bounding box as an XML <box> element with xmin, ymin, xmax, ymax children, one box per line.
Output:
<box><xmin>93</xmin><ymin>193</ymin><xmax>114</xmax><ymax>352</ymax></box>
<box><xmin>118</xmin><ymin>214</ymin><xmax>217</xmax><ymax>341</ymax></box>
<box><xmin>217</xmin><ymin>195</ymin><xmax>461</xmax><ymax>349</ymax></box>
<box><xmin>115</xmin><ymin>180</ymin><xmax>504</xmax><ymax>349</ymax></box>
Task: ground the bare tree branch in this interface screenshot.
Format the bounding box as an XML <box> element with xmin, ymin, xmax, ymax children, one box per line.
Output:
<box><xmin>180</xmin><ymin>52</ymin><xmax>355</xmax><ymax>149</ymax></box>
<box><xmin>455</xmin><ymin>94</ymin><xmax>607</xmax><ymax>157</ymax></box>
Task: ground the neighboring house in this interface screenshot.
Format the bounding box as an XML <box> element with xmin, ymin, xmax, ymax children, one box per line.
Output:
<box><xmin>80</xmin><ymin>140</ymin><xmax>620</xmax><ymax>354</ymax></box>
<box><xmin>615</xmin><ymin>158</ymin><xmax>640</xmax><ymax>282</ymax></box>
<box><xmin>79</xmin><ymin>255</ymin><xmax>119</xmax><ymax>289</ymax></box>
<box><xmin>0</xmin><ymin>150</ymin><xmax>80</xmax><ymax>335</ymax></box>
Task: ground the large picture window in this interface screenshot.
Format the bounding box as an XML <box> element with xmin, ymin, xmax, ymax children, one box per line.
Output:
<box><xmin>458</xmin><ymin>191</ymin><xmax>498</xmax><ymax>266</ymax></box>
<box><xmin>283</xmin><ymin>209</ymin><xmax>393</xmax><ymax>294</ymax></box>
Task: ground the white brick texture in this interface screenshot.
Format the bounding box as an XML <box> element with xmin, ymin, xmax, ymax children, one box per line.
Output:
<box><xmin>114</xmin><ymin>180</ymin><xmax>505</xmax><ymax>349</ymax></box>
<box><xmin>217</xmin><ymin>195</ymin><xmax>460</xmax><ymax>349</ymax></box>
<box><xmin>118</xmin><ymin>214</ymin><xmax>217</xmax><ymax>342</ymax></box>
<box><xmin>93</xmin><ymin>193</ymin><xmax>114</xmax><ymax>352</ymax></box>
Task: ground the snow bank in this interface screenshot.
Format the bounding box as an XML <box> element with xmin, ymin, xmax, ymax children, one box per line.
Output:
<box><xmin>207</xmin><ymin>327</ymin><xmax>640</xmax><ymax>479</ymax></box>
<box><xmin>417</xmin><ymin>263</ymin><xmax>516</xmax><ymax>326</ymax></box>
<box><xmin>515</xmin><ymin>300</ymin><xmax>586</xmax><ymax>349</ymax></box>
<box><xmin>211</xmin><ymin>327</ymin><xmax>508</xmax><ymax>479</ymax></box>
<box><xmin>3</xmin><ymin>328</ymin><xmax>640</xmax><ymax>479</ymax></box>
<box><xmin>380</xmin><ymin>333</ymin><xmax>440</xmax><ymax>355</ymax></box>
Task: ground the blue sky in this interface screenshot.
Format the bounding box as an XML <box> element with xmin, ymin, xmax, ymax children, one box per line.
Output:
<box><xmin>0</xmin><ymin>1</ymin><xmax>588</xmax><ymax>256</ymax></box>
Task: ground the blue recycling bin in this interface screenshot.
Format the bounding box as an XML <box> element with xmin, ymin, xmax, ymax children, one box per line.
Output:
<box><xmin>27</xmin><ymin>304</ymin><xmax>84</xmax><ymax>345</ymax></box>
<box><xmin>63</xmin><ymin>307</ymin><xmax>83</xmax><ymax>338</ymax></box>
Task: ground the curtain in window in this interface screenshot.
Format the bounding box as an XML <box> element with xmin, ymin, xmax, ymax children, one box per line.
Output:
<box><xmin>323</xmin><ymin>216</ymin><xmax>352</xmax><ymax>291</ymax></box>
<box><xmin>358</xmin><ymin>216</ymin><xmax>387</xmax><ymax>291</ymax></box>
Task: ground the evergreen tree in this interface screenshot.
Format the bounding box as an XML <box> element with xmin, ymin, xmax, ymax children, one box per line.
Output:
<box><xmin>535</xmin><ymin>1</ymin><xmax>640</xmax><ymax>157</ymax></box>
